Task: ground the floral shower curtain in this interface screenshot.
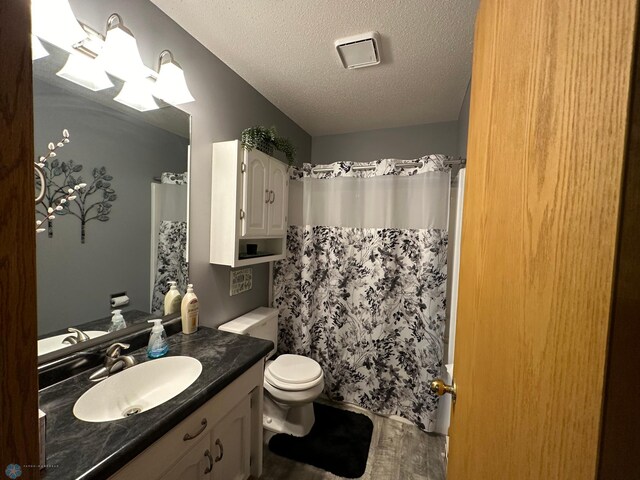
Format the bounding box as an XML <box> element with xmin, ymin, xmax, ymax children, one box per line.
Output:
<box><xmin>274</xmin><ymin>156</ymin><xmax>451</xmax><ymax>432</ymax></box>
<box><xmin>151</xmin><ymin>172</ymin><xmax>189</xmax><ymax>314</ymax></box>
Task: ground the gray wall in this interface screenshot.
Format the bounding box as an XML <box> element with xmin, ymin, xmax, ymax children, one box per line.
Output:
<box><xmin>311</xmin><ymin>121</ymin><xmax>459</xmax><ymax>165</ymax></box>
<box><xmin>35</xmin><ymin>79</ymin><xmax>188</xmax><ymax>334</ymax></box>
<box><xmin>457</xmin><ymin>80</ymin><xmax>471</xmax><ymax>157</ymax></box>
<box><xmin>67</xmin><ymin>0</ymin><xmax>312</xmax><ymax>328</ymax></box>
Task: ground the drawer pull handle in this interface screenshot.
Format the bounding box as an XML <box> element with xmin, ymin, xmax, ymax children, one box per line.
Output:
<box><xmin>183</xmin><ymin>418</ymin><xmax>207</xmax><ymax>441</ymax></box>
<box><xmin>215</xmin><ymin>438</ymin><xmax>224</xmax><ymax>462</ymax></box>
<box><xmin>265</xmin><ymin>189</ymin><xmax>270</xmax><ymax>203</ymax></box>
<box><xmin>269</xmin><ymin>190</ymin><xmax>275</xmax><ymax>204</ymax></box>
<box><xmin>204</xmin><ymin>449</ymin><xmax>213</xmax><ymax>474</ymax></box>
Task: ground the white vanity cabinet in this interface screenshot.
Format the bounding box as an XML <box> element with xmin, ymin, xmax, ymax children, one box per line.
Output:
<box><xmin>208</xmin><ymin>396</ymin><xmax>252</xmax><ymax>480</ymax></box>
<box><xmin>159</xmin><ymin>434</ymin><xmax>213</xmax><ymax>480</ymax></box>
<box><xmin>210</xmin><ymin>140</ymin><xmax>289</xmax><ymax>267</ymax></box>
<box><xmin>110</xmin><ymin>362</ymin><xmax>263</xmax><ymax>480</ymax></box>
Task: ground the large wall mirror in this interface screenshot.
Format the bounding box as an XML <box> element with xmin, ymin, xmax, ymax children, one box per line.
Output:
<box><xmin>33</xmin><ymin>41</ymin><xmax>190</xmax><ymax>358</ymax></box>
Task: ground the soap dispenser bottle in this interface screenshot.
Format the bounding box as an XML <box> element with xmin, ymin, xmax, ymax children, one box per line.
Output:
<box><xmin>147</xmin><ymin>319</ymin><xmax>169</xmax><ymax>358</ymax></box>
<box><xmin>108</xmin><ymin>310</ymin><xmax>127</xmax><ymax>332</ymax></box>
<box><xmin>164</xmin><ymin>281</ymin><xmax>182</xmax><ymax>315</ymax></box>
<box><xmin>180</xmin><ymin>284</ymin><xmax>199</xmax><ymax>334</ymax></box>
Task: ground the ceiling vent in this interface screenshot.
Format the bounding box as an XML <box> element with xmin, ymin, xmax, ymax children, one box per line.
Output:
<box><xmin>335</xmin><ymin>32</ymin><xmax>381</xmax><ymax>69</ymax></box>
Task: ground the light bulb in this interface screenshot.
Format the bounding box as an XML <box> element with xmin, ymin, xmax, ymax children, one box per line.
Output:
<box><xmin>31</xmin><ymin>0</ymin><xmax>86</xmax><ymax>52</ymax></box>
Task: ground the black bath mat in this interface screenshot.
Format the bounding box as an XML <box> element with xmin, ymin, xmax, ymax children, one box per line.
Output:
<box><xmin>268</xmin><ymin>402</ymin><xmax>373</xmax><ymax>478</ymax></box>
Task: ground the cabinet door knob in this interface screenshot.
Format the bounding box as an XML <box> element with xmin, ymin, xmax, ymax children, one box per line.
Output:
<box><xmin>269</xmin><ymin>190</ymin><xmax>275</xmax><ymax>204</ymax></box>
<box><xmin>265</xmin><ymin>189</ymin><xmax>270</xmax><ymax>203</ymax></box>
<box><xmin>183</xmin><ymin>418</ymin><xmax>207</xmax><ymax>441</ymax></box>
<box><xmin>214</xmin><ymin>438</ymin><xmax>224</xmax><ymax>462</ymax></box>
<box><xmin>204</xmin><ymin>449</ymin><xmax>213</xmax><ymax>474</ymax></box>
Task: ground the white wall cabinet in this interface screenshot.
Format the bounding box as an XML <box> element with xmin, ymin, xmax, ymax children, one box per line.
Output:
<box><xmin>110</xmin><ymin>362</ymin><xmax>264</xmax><ymax>480</ymax></box>
<box><xmin>211</xmin><ymin>140</ymin><xmax>289</xmax><ymax>267</ymax></box>
<box><xmin>266</xmin><ymin>159</ymin><xmax>288</xmax><ymax>237</ymax></box>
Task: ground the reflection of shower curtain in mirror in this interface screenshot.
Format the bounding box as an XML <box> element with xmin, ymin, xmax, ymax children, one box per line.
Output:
<box><xmin>151</xmin><ymin>172</ymin><xmax>188</xmax><ymax>314</ymax></box>
<box><xmin>274</xmin><ymin>156</ymin><xmax>450</xmax><ymax>432</ymax></box>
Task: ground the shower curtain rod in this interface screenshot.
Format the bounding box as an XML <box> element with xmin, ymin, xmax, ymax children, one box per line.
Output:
<box><xmin>311</xmin><ymin>157</ymin><xmax>466</xmax><ymax>174</ymax></box>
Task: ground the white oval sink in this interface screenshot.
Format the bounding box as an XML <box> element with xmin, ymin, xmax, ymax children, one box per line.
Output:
<box><xmin>38</xmin><ymin>331</ymin><xmax>108</xmax><ymax>356</ymax></box>
<box><xmin>73</xmin><ymin>356</ymin><xmax>202</xmax><ymax>422</ymax></box>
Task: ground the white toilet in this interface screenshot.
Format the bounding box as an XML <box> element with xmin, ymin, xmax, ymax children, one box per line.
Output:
<box><xmin>219</xmin><ymin>307</ymin><xmax>324</xmax><ymax>437</ymax></box>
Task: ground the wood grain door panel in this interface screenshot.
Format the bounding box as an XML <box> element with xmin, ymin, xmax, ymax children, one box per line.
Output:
<box><xmin>448</xmin><ymin>1</ymin><xmax>638</xmax><ymax>478</ymax></box>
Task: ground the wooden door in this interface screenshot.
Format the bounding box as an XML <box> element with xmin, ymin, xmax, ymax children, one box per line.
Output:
<box><xmin>447</xmin><ymin>1</ymin><xmax>638</xmax><ymax>479</ymax></box>
<box><xmin>267</xmin><ymin>159</ymin><xmax>288</xmax><ymax>236</ymax></box>
<box><xmin>0</xmin><ymin>0</ymin><xmax>40</xmax><ymax>472</ymax></box>
<box><xmin>242</xmin><ymin>150</ymin><xmax>269</xmax><ymax>237</ymax></box>
<box><xmin>211</xmin><ymin>396</ymin><xmax>252</xmax><ymax>480</ymax></box>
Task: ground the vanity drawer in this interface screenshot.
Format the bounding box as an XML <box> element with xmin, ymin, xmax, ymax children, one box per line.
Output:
<box><xmin>109</xmin><ymin>361</ymin><xmax>263</xmax><ymax>480</ymax></box>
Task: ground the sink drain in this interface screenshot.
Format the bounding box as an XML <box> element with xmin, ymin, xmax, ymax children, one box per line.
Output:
<box><xmin>123</xmin><ymin>406</ymin><xmax>141</xmax><ymax>417</ymax></box>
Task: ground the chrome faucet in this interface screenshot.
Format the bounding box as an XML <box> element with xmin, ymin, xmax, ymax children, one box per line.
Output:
<box><xmin>62</xmin><ymin>327</ymin><xmax>90</xmax><ymax>345</ymax></box>
<box><xmin>89</xmin><ymin>342</ymin><xmax>137</xmax><ymax>381</ymax></box>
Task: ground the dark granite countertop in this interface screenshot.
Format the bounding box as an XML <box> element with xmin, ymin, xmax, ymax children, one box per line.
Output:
<box><xmin>39</xmin><ymin>327</ymin><xmax>272</xmax><ymax>480</ymax></box>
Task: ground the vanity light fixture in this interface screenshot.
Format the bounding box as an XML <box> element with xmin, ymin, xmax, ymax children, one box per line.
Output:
<box><xmin>114</xmin><ymin>77</ymin><xmax>159</xmax><ymax>112</ymax></box>
<box><xmin>31</xmin><ymin>0</ymin><xmax>87</xmax><ymax>52</ymax></box>
<box><xmin>57</xmin><ymin>25</ymin><xmax>114</xmax><ymax>92</ymax></box>
<box><xmin>152</xmin><ymin>50</ymin><xmax>195</xmax><ymax>106</ymax></box>
<box><xmin>97</xmin><ymin>14</ymin><xmax>147</xmax><ymax>81</ymax></box>
<box><xmin>31</xmin><ymin>35</ymin><xmax>49</xmax><ymax>61</ymax></box>
<box><xmin>57</xmin><ymin>54</ymin><xmax>115</xmax><ymax>92</ymax></box>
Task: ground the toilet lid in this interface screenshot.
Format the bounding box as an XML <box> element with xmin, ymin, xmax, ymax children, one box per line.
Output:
<box><xmin>266</xmin><ymin>354</ymin><xmax>323</xmax><ymax>385</ymax></box>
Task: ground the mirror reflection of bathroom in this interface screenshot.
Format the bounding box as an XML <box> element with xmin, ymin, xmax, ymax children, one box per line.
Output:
<box><xmin>33</xmin><ymin>37</ymin><xmax>190</xmax><ymax>356</ymax></box>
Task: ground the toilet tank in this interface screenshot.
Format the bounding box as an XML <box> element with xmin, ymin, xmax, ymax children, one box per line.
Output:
<box><xmin>218</xmin><ymin>307</ymin><xmax>278</xmax><ymax>358</ymax></box>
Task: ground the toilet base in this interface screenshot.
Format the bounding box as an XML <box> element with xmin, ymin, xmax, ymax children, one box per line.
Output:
<box><xmin>262</xmin><ymin>395</ymin><xmax>315</xmax><ymax>437</ymax></box>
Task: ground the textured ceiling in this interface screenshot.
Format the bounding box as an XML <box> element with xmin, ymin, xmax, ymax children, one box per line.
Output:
<box><xmin>151</xmin><ymin>0</ymin><xmax>479</xmax><ymax>136</ymax></box>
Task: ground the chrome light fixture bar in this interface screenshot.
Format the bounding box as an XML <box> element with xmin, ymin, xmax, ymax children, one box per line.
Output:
<box><xmin>152</xmin><ymin>50</ymin><xmax>195</xmax><ymax>106</ymax></box>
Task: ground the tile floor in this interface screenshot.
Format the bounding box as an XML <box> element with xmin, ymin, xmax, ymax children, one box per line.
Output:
<box><xmin>261</xmin><ymin>401</ymin><xmax>446</xmax><ymax>480</ymax></box>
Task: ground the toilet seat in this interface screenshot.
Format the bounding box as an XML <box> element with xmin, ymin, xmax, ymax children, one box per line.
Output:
<box><xmin>265</xmin><ymin>355</ymin><xmax>323</xmax><ymax>391</ymax></box>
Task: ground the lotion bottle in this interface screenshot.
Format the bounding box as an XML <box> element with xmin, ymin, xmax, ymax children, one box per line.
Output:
<box><xmin>181</xmin><ymin>284</ymin><xmax>199</xmax><ymax>334</ymax></box>
<box><xmin>108</xmin><ymin>310</ymin><xmax>127</xmax><ymax>332</ymax></box>
<box><xmin>147</xmin><ymin>319</ymin><xmax>169</xmax><ymax>358</ymax></box>
<box><xmin>164</xmin><ymin>281</ymin><xmax>182</xmax><ymax>315</ymax></box>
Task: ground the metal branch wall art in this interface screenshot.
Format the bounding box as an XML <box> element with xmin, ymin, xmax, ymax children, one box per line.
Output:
<box><xmin>62</xmin><ymin>166</ymin><xmax>117</xmax><ymax>244</ymax></box>
<box><xmin>35</xmin><ymin>129</ymin><xmax>117</xmax><ymax>243</ymax></box>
